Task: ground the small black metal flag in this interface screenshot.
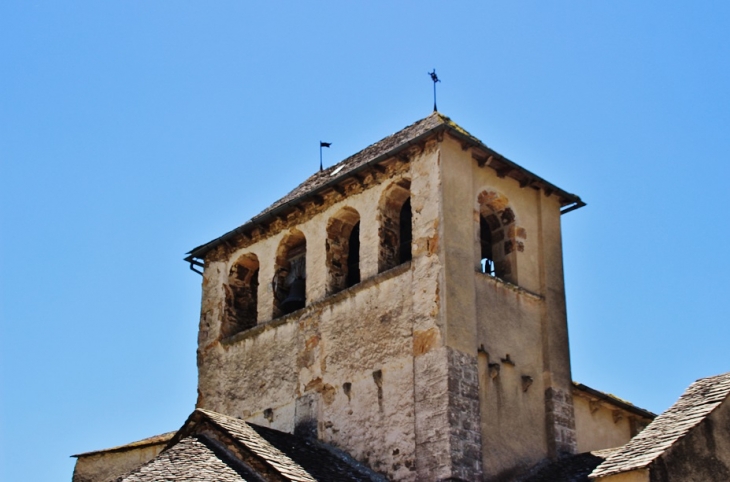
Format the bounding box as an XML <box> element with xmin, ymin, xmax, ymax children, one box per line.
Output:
<box><xmin>320</xmin><ymin>141</ymin><xmax>331</xmax><ymax>171</ymax></box>
<box><xmin>428</xmin><ymin>69</ymin><xmax>441</xmax><ymax>112</ymax></box>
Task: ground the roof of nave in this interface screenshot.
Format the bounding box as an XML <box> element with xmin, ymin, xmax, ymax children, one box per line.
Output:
<box><xmin>117</xmin><ymin>408</ymin><xmax>385</xmax><ymax>482</ymax></box>
<box><xmin>590</xmin><ymin>371</ymin><xmax>730</xmax><ymax>478</ymax></box>
<box><xmin>185</xmin><ymin>112</ymin><xmax>584</xmax><ymax>263</ymax></box>
<box><xmin>117</xmin><ymin>436</ymin><xmax>247</xmax><ymax>482</ymax></box>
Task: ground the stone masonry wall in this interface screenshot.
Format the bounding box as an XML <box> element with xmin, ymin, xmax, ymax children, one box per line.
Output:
<box><xmin>197</xmin><ymin>130</ymin><xmax>577</xmax><ymax>481</ymax></box>
<box><xmin>447</xmin><ymin>347</ymin><xmax>484</xmax><ymax>481</ymax></box>
<box><xmin>545</xmin><ymin>387</ymin><xmax>577</xmax><ymax>457</ymax></box>
<box><xmin>198</xmin><ymin>144</ymin><xmax>449</xmax><ymax>481</ymax></box>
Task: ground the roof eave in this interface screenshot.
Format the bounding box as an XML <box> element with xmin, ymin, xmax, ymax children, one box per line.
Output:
<box><xmin>185</xmin><ymin>123</ymin><xmax>451</xmax><ymax>262</ymax></box>
<box><xmin>573</xmin><ymin>381</ymin><xmax>656</xmax><ymax>420</ymax></box>
<box><xmin>71</xmin><ymin>432</ymin><xmax>176</xmax><ymax>458</ymax></box>
<box><xmin>441</xmin><ymin>124</ymin><xmax>584</xmax><ymax>210</ymax></box>
<box><xmin>186</xmin><ymin>121</ymin><xmax>585</xmax><ymax>263</ymax></box>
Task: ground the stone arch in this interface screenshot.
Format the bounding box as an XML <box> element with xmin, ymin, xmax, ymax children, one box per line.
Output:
<box><xmin>378</xmin><ymin>179</ymin><xmax>412</xmax><ymax>273</ymax></box>
<box><xmin>326</xmin><ymin>206</ymin><xmax>361</xmax><ymax>295</ymax></box>
<box><xmin>273</xmin><ymin>229</ymin><xmax>307</xmax><ymax>317</ymax></box>
<box><xmin>477</xmin><ymin>190</ymin><xmax>523</xmax><ymax>284</ymax></box>
<box><xmin>222</xmin><ymin>253</ymin><xmax>259</xmax><ymax>338</ymax></box>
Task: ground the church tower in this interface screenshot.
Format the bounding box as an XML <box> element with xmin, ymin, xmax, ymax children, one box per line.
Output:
<box><xmin>186</xmin><ymin>113</ymin><xmax>584</xmax><ymax>481</ymax></box>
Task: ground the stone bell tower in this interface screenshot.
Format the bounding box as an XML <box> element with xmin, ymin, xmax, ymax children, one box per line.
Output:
<box><xmin>186</xmin><ymin>112</ymin><xmax>584</xmax><ymax>481</ymax></box>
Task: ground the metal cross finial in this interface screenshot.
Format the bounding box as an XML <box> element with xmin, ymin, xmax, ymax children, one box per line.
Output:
<box><xmin>428</xmin><ymin>69</ymin><xmax>441</xmax><ymax>112</ymax></box>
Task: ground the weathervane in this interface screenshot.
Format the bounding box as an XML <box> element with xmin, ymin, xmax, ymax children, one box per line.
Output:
<box><xmin>319</xmin><ymin>141</ymin><xmax>331</xmax><ymax>171</ymax></box>
<box><xmin>428</xmin><ymin>69</ymin><xmax>440</xmax><ymax>112</ymax></box>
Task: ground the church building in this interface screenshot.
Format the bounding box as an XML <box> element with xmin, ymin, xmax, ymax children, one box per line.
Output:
<box><xmin>72</xmin><ymin>113</ymin><xmax>730</xmax><ymax>481</ymax></box>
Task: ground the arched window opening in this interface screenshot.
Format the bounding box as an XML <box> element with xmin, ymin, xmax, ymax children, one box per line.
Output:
<box><xmin>480</xmin><ymin>215</ymin><xmax>494</xmax><ymax>275</ymax></box>
<box><xmin>273</xmin><ymin>231</ymin><xmax>307</xmax><ymax>317</ymax></box>
<box><xmin>378</xmin><ymin>180</ymin><xmax>412</xmax><ymax>273</ymax></box>
<box><xmin>222</xmin><ymin>253</ymin><xmax>259</xmax><ymax>338</ymax></box>
<box><xmin>399</xmin><ymin>198</ymin><xmax>412</xmax><ymax>264</ymax></box>
<box><xmin>326</xmin><ymin>207</ymin><xmax>361</xmax><ymax>295</ymax></box>
<box><xmin>477</xmin><ymin>190</ymin><xmax>521</xmax><ymax>284</ymax></box>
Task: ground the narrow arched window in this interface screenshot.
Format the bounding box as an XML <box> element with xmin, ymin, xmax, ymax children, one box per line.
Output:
<box><xmin>477</xmin><ymin>190</ymin><xmax>521</xmax><ymax>284</ymax></box>
<box><xmin>222</xmin><ymin>253</ymin><xmax>259</xmax><ymax>338</ymax></box>
<box><xmin>326</xmin><ymin>207</ymin><xmax>361</xmax><ymax>294</ymax></box>
<box><xmin>378</xmin><ymin>180</ymin><xmax>412</xmax><ymax>273</ymax></box>
<box><xmin>273</xmin><ymin>230</ymin><xmax>307</xmax><ymax>316</ymax></box>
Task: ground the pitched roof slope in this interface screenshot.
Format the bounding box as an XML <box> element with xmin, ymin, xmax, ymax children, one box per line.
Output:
<box><xmin>249</xmin><ymin>423</ymin><xmax>387</xmax><ymax>482</ymax></box>
<box><xmin>117</xmin><ymin>408</ymin><xmax>385</xmax><ymax>482</ymax></box>
<box><xmin>590</xmin><ymin>372</ymin><xmax>730</xmax><ymax>478</ymax></box>
<box><xmin>199</xmin><ymin>409</ymin><xmax>317</xmax><ymax>482</ymax></box>
<box><xmin>186</xmin><ymin>112</ymin><xmax>583</xmax><ymax>261</ymax></box>
<box><xmin>199</xmin><ymin>409</ymin><xmax>384</xmax><ymax>482</ymax></box>
<box><xmin>186</xmin><ymin>113</ymin><xmax>444</xmax><ymax>260</ymax></box>
<box><xmin>258</xmin><ymin>113</ymin><xmax>448</xmax><ymax>219</ymax></box>
<box><xmin>118</xmin><ymin>436</ymin><xmax>246</xmax><ymax>482</ymax></box>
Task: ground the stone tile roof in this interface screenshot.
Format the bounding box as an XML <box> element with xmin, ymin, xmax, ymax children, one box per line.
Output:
<box><xmin>118</xmin><ymin>436</ymin><xmax>246</xmax><ymax>482</ymax></box>
<box><xmin>590</xmin><ymin>372</ymin><xmax>730</xmax><ymax>478</ymax></box>
<box><xmin>198</xmin><ymin>409</ymin><xmax>317</xmax><ymax>482</ymax></box>
<box><xmin>186</xmin><ymin>112</ymin><xmax>583</xmax><ymax>261</ymax></box>
<box><xmin>249</xmin><ymin>423</ymin><xmax>387</xmax><ymax>482</ymax></box>
<box><xmin>258</xmin><ymin>113</ymin><xmax>448</xmax><ymax>219</ymax></box>
<box><xmin>72</xmin><ymin>431</ymin><xmax>176</xmax><ymax>458</ymax></box>
<box><xmin>115</xmin><ymin>408</ymin><xmax>385</xmax><ymax>482</ymax></box>
<box><xmin>199</xmin><ymin>409</ymin><xmax>384</xmax><ymax>482</ymax></box>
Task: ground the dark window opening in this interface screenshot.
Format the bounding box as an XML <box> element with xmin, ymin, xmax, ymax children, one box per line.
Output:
<box><xmin>477</xmin><ymin>190</ymin><xmax>520</xmax><ymax>283</ymax></box>
<box><xmin>274</xmin><ymin>233</ymin><xmax>307</xmax><ymax>316</ymax></box>
<box><xmin>399</xmin><ymin>198</ymin><xmax>412</xmax><ymax>264</ymax></box>
<box><xmin>222</xmin><ymin>254</ymin><xmax>259</xmax><ymax>338</ymax></box>
<box><xmin>378</xmin><ymin>180</ymin><xmax>411</xmax><ymax>273</ymax></box>
<box><xmin>346</xmin><ymin>221</ymin><xmax>361</xmax><ymax>288</ymax></box>
<box><xmin>326</xmin><ymin>208</ymin><xmax>361</xmax><ymax>295</ymax></box>
<box><xmin>480</xmin><ymin>215</ymin><xmax>495</xmax><ymax>275</ymax></box>
<box><xmin>280</xmin><ymin>247</ymin><xmax>306</xmax><ymax>314</ymax></box>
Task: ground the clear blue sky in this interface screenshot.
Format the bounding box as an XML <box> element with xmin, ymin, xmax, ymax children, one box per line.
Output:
<box><xmin>1</xmin><ymin>2</ymin><xmax>729</xmax><ymax>480</ymax></box>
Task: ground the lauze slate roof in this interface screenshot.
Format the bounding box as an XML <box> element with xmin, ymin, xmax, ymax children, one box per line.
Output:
<box><xmin>119</xmin><ymin>436</ymin><xmax>247</xmax><ymax>482</ymax></box>
<box><xmin>117</xmin><ymin>408</ymin><xmax>385</xmax><ymax>482</ymax></box>
<box><xmin>186</xmin><ymin>112</ymin><xmax>583</xmax><ymax>263</ymax></box>
<box><xmin>590</xmin><ymin>371</ymin><xmax>730</xmax><ymax>478</ymax></box>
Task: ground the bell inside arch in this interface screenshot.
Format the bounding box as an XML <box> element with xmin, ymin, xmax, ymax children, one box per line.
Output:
<box><xmin>281</xmin><ymin>278</ymin><xmax>306</xmax><ymax>314</ymax></box>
